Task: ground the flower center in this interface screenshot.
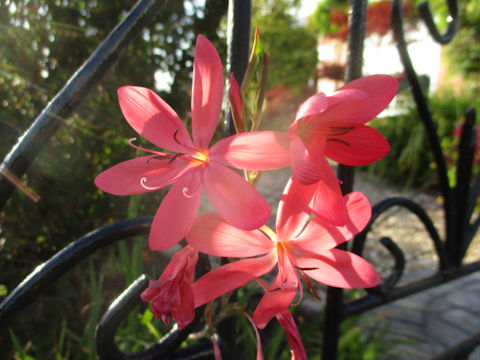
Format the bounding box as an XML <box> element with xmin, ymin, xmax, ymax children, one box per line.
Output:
<box><xmin>188</xmin><ymin>150</ymin><xmax>209</xmax><ymax>165</ymax></box>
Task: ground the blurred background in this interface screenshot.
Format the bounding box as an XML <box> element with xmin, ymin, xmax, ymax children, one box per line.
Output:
<box><xmin>1</xmin><ymin>0</ymin><xmax>479</xmax><ymax>358</ymax></box>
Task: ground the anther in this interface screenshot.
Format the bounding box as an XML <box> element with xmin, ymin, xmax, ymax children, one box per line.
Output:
<box><xmin>173</xmin><ymin>129</ymin><xmax>182</xmax><ymax>145</ymax></box>
<box><xmin>140</xmin><ymin>177</ymin><xmax>163</xmax><ymax>191</ymax></box>
<box><xmin>327</xmin><ymin>138</ymin><xmax>351</xmax><ymax>146</ymax></box>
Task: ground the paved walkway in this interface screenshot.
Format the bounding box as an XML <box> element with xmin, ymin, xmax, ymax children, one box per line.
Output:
<box><xmin>366</xmin><ymin>270</ymin><xmax>480</xmax><ymax>359</ymax></box>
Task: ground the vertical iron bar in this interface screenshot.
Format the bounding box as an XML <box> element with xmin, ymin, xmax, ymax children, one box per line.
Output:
<box><xmin>458</xmin><ymin>108</ymin><xmax>477</xmax><ymax>260</ymax></box>
<box><xmin>0</xmin><ymin>0</ymin><xmax>167</xmax><ymax>211</ymax></box>
<box><xmin>218</xmin><ymin>1</ymin><xmax>251</xmax><ymax>358</ymax></box>
<box><xmin>322</xmin><ymin>0</ymin><xmax>367</xmax><ymax>359</ymax></box>
<box><xmin>224</xmin><ymin>0</ymin><xmax>251</xmax><ymax>137</ymax></box>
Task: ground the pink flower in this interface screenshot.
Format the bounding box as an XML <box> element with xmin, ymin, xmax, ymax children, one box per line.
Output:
<box><xmin>140</xmin><ymin>245</ymin><xmax>198</xmax><ymax>329</ymax></box>
<box><xmin>287</xmin><ymin>75</ymin><xmax>397</xmax><ymax>225</ymax></box>
<box><xmin>95</xmin><ymin>35</ymin><xmax>290</xmax><ymax>250</ymax></box>
<box><xmin>237</xmin><ymin>308</ymin><xmax>307</xmax><ymax>360</ymax></box>
<box><xmin>276</xmin><ymin>310</ymin><xmax>307</xmax><ymax>360</ymax></box>
<box><xmin>187</xmin><ymin>180</ymin><xmax>380</xmax><ymax>328</ymax></box>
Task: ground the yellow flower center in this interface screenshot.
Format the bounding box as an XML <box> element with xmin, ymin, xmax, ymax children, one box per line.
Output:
<box><xmin>189</xmin><ymin>149</ymin><xmax>209</xmax><ymax>165</ymax></box>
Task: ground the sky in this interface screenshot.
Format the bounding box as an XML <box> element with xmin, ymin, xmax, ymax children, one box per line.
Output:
<box><xmin>298</xmin><ymin>0</ymin><xmax>320</xmax><ymax>18</ymax></box>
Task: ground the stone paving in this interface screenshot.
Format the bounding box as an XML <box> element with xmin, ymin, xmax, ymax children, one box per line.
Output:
<box><xmin>368</xmin><ymin>271</ymin><xmax>480</xmax><ymax>359</ymax></box>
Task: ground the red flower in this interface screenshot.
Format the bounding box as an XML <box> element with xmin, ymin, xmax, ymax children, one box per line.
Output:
<box><xmin>140</xmin><ymin>245</ymin><xmax>198</xmax><ymax>329</ymax></box>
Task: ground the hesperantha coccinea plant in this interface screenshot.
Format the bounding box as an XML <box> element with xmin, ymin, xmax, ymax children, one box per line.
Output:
<box><xmin>95</xmin><ymin>32</ymin><xmax>398</xmax><ymax>360</ymax></box>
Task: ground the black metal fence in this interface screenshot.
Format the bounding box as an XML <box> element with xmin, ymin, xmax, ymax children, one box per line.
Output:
<box><xmin>1</xmin><ymin>0</ymin><xmax>479</xmax><ymax>358</ymax></box>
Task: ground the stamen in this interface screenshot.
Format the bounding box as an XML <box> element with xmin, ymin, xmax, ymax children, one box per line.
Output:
<box><xmin>299</xmin><ymin>270</ymin><xmax>321</xmax><ymax>301</ymax></box>
<box><xmin>173</xmin><ymin>129</ymin><xmax>181</xmax><ymax>145</ymax></box>
<box><xmin>327</xmin><ymin>138</ymin><xmax>351</xmax><ymax>146</ymax></box>
<box><xmin>168</xmin><ymin>152</ymin><xmax>185</xmax><ymax>164</ymax></box>
<box><xmin>140</xmin><ymin>177</ymin><xmax>164</xmax><ymax>191</ymax></box>
<box><xmin>129</xmin><ymin>138</ymin><xmax>165</xmax><ymax>155</ymax></box>
<box><xmin>182</xmin><ymin>187</ymin><xmax>194</xmax><ymax>198</ymax></box>
<box><xmin>327</xmin><ymin>126</ymin><xmax>355</xmax><ymax>136</ymax></box>
<box><xmin>146</xmin><ymin>155</ymin><xmax>173</xmax><ymax>163</ymax></box>
<box><xmin>295</xmin><ymin>266</ymin><xmax>318</xmax><ymax>271</ymax></box>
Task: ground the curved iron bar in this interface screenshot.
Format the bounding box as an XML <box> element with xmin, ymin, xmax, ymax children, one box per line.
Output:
<box><xmin>0</xmin><ymin>216</ymin><xmax>215</xmax><ymax>359</ymax></box>
<box><xmin>0</xmin><ymin>0</ymin><xmax>167</xmax><ymax>210</ymax></box>
<box><xmin>353</xmin><ymin>197</ymin><xmax>447</xmax><ymax>275</ymax></box>
<box><xmin>391</xmin><ymin>0</ymin><xmax>480</xmax><ymax>270</ymax></box>
<box><xmin>417</xmin><ymin>0</ymin><xmax>458</xmax><ymax>44</ymax></box>
<box><xmin>347</xmin><ymin>198</ymin><xmax>480</xmax><ymax>317</ymax></box>
<box><xmin>428</xmin><ymin>333</ymin><xmax>480</xmax><ymax>360</ymax></box>
<box><xmin>346</xmin><ymin>259</ymin><xmax>480</xmax><ymax>317</ymax></box>
<box><xmin>371</xmin><ymin>236</ymin><xmax>406</xmax><ymax>292</ymax></box>
<box><xmin>392</xmin><ymin>0</ymin><xmax>456</xmax><ymax>264</ymax></box>
<box><xmin>0</xmin><ymin>217</ymin><xmax>153</xmax><ymax>332</ymax></box>
<box><xmin>96</xmin><ymin>274</ymin><xmax>213</xmax><ymax>360</ymax></box>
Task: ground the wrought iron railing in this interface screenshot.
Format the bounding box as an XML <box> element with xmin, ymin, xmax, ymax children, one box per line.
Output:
<box><xmin>1</xmin><ymin>0</ymin><xmax>479</xmax><ymax>358</ymax></box>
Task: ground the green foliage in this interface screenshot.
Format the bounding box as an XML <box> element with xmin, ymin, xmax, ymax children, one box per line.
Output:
<box><xmin>252</xmin><ymin>0</ymin><xmax>318</xmax><ymax>91</ymax></box>
<box><xmin>337</xmin><ymin>314</ymin><xmax>408</xmax><ymax>360</ymax></box>
<box><xmin>447</xmin><ymin>0</ymin><xmax>480</xmax><ymax>96</ymax></box>
<box><xmin>366</xmin><ymin>89</ymin><xmax>480</xmax><ymax>188</ymax></box>
<box><xmin>309</xmin><ymin>0</ymin><xmax>349</xmax><ymax>37</ymax></box>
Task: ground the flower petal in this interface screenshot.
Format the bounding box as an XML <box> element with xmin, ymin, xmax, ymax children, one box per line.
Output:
<box><xmin>297</xmin><ymin>248</ymin><xmax>381</xmax><ymax>289</ymax></box>
<box><xmin>203</xmin><ymin>163</ymin><xmax>270</xmax><ymax>230</ymax></box>
<box><xmin>293</xmin><ymin>92</ymin><xmax>327</xmax><ymax>123</ymax></box>
<box><xmin>173</xmin><ymin>284</ymin><xmax>195</xmax><ymax>329</ymax></box>
<box><xmin>253</xmin><ymin>252</ymin><xmax>299</xmax><ymax>329</ymax></box>
<box><xmin>191</xmin><ymin>35</ymin><xmax>224</xmax><ymax>148</ymax></box>
<box><xmin>289</xmin><ymin>136</ymin><xmax>323</xmax><ymax>184</ymax></box>
<box><xmin>276</xmin><ymin>310</ymin><xmax>307</xmax><ymax>360</ymax></box>
<box><xmin>118</xmin><ymin>86</ymin><xmax>193</xmax><ymax>153</ymax></box>
<box><xmin>313</xmin><ymin>75</ymin><xmax>398</xmax><ymax>126</ymax></box>
<box><xmin>292</xmin><ymin>192</ymin><xmax>371</xmax><ymax>254</ymax></box>
<box><xmin>95</xmin><ymin>156</ymin><xmax>193</xmax><ymax>195</ymax></box>
<box><xmin>211</xmin><ymin>131</ymin><xmax>291</xmax><ymax>170</ymax></box>
<box><xmin>276</xmin><ymin>177</ymin><xmax>313</xmax><ymax>240</ymax></box>
<box><xmin>148</xmin><ymin>171</ymin><xmax>203</xmax><ymax>250</ymax></box>
<box><xmin>192</xmin><ymin>253</ymin><xmax>277</xmax><ymax>307</ymax></box>
<box><xmin>324</xmin><ymin>124</ymin><xmax>390</xmax><ymax>165</ymax></box>
<box><xmin>308</xmin><ymin>158</ymin><xmax>346</xmax><ymax>226</ymax></box>
<box><xmin>187</xmin><ymin>213</ymin><xmax>274</xmax><ymax>257</ymax></box>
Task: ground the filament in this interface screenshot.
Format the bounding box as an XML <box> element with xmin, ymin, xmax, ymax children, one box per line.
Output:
<box><xmin>182</xmin><ymin>186</ymin><xmax>194</xmax><ymax>198</ymax></box>
<box><xmin>128</xmin><ymin>138</ymin><xmax>165</xmax><ymax>155</ymax></box>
